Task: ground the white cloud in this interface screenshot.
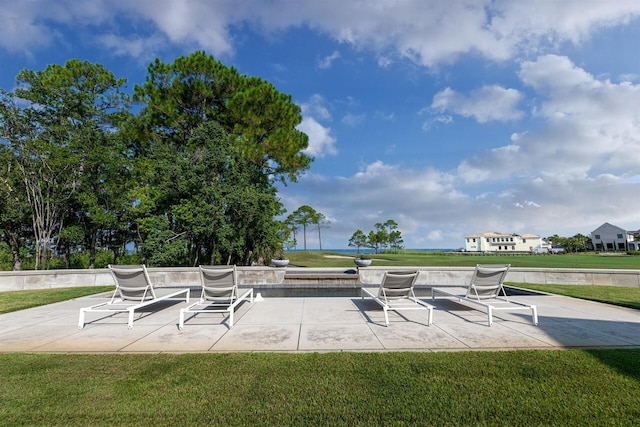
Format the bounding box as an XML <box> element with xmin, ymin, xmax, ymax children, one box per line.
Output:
<box><xmin>97</xmin><ymin>33</ymin><xmax>165</xmax><ymax>62</ymax></box>
<box><xmin>5</xmin><ymin>1</ymin><xmax>640</xmax><ymax>67</ymax></box>
<box><xmin>297</xmin><ymin>94</ymin><xmax>337</xmax><ymax>156</ymax></box>
<box><xmin>422</xmin><ymin>114</ymin><xmax>454</xmax><ymax>131</ymax></box>
<box><xmin>297</xmin><ymin>117</ymin><xmax>337</xmax><ymax>157</ymax></box>
<box><xmin>300</xmin><ymin>94</ymin><xmax>332</xmax><ymax>121</ymax></box>
<box><xmin>375</xmin><ymin>111</ymin><xmax>395</xmax><ymax>121</ymax></box>
<box><xmin>318</xmin><ymin>50</ymin><xmax>341</xmax><ymax>69</ymax></box>
<box><xmin>457</xmin><ymin>55</ymin><xmax>640</xmax><ymax>183</ymax></box>
<box><xmin>341</xmin><ymin>113</ymin><xmax>365</xmax><ymax>127</ymax></box>
<box><xmin>431</xmin><ymin>86</ymin><xmax>524</xmax><ymax>123</ymax></box>
<box><xmin>377</xmin><ymin>55</ymin><xmax>393</xmax><ymax>68</ymax></box>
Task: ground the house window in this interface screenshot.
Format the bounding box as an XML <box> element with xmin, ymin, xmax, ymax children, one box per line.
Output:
<box><xmin>523</xmin><ymin>239</ymin><xmax>526</xmax><ymax>243</ymax></box>
<box><xmin>595</xmin><ymin>234</ymin><xmax>600</xmax><ymax>239</ymax></box>
<box><xmin>617</xmin><ymin>234</ymin><xmax>623</xmax><ymax>239</ymax></box>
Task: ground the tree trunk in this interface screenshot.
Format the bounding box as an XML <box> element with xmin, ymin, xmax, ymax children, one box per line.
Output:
<box><xmin>303</xmin><ymin>224</ymin><xmax>307</xmax><ymax>250</ymax></box>
<box><xmin>6</xmin><ymin>232</ymin><xmax>22</xmax><ymax>271</ymax></box>
<box><xmin>88</xmin><ymin>228</ymin><xmax>97</xmax><ymax>269</ymax></box>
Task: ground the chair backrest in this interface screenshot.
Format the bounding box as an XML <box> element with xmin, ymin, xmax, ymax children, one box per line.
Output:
<box><xmin>378</xmin><ymin>271</ymin><xmax>419</xmax><ymax>301</ymax></box>
<box><xmin>199</xmin><ymin>265</ymin><xmax>238</xmax><ymax>302</ymax></box>
<box><xmin>466</xmin><ymin>264</ymin><xmax>510</xmax><ymax>300</ymax></box>
<box><xmin>108</xmin><ymin>265</ymin><xmax>156</xmax><ymax>302</ymax></box>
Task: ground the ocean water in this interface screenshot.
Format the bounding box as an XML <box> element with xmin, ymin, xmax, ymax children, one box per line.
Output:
<box><xmin>285</xmin><ymin>248</ymin><xmax>454</xmax><ymax>254</ymax></box>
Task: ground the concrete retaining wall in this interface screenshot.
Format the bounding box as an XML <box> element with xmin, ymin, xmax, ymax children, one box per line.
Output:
<box><xmin>356</xmin><ymin>266</ymin><xmax>640</xmax><ymax>288</ymax></box>
<box><xmin>0</xmin><ymin>267</ymin><xmax>286</xmax><ymax>292</ymax></box>
<box><xmin>0</xmin><ymin>266</ymin><xmax>639</xmax><ymax>292</ymax></box>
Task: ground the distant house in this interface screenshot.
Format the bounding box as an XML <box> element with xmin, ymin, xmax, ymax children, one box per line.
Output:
<box><xmin>590</xmin><ymin>222</ymin><xmax>639</xmax><ymax>251</ymax></box>
<box><xmin>464</xmin><ymin>232</ymin><xmax>544</xmax><ymax>253</ymax></box>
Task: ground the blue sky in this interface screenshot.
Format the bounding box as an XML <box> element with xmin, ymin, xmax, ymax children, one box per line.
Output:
<box><xmin>2</xmin><ymin>1</ymin><xmax>640</xmax><ymax>249</ymax></box>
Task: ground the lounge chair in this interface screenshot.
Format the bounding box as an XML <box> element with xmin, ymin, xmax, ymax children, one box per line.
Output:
<box><xmin>78</xmin><ymin>265</ymin><xmax>190</xmax><ymax>329</ymax></box>
<box><xmin>361</xmin><ymin>270</ymin><xmax>434</xmax><ymax>326</ymax></box>
<box><xmin>178</xmin><ymin>265</ymin><xmax>253</xmax><ymax>329</ymax></box>
<box><xmin>431</xmin><ymin>264</ymin><xmax>538</xmax><ymax>326</ymax></box>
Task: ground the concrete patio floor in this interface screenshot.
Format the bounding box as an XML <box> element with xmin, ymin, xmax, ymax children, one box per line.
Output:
<box><xmin>0</xmin><ymin>291</ymin><xmax>639</xmax><ymax>353</ymax></box>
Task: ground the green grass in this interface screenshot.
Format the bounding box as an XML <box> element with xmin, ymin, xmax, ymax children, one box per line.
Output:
<box><xmin>0</xmin><ymin>286</ymin><xmax>113</xmax><ymax>314</ymax></box>
<box><xmin>514</xmin><ymin>283</ymin><xmax>640</xmax><ymax>311</ymax></box>
<box><xmin>287</xmin><ymin>250</ymin><xmax>640</xmax><ymax>269</ymax></box>
<box><xmin>1</xmin><ymin>267</ymin><xmax>639</xmax><ymax>425</ymax></box>
<box><xmin>1</xmin><ymin>350</ymin><xmax>639</xmax><ymax>425</ymax></box>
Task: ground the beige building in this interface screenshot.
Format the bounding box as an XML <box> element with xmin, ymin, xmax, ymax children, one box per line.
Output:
<box><xmin>464</xmin><ymin>232</ymin><xmax>544</xmax><ymax>253</ymax></box>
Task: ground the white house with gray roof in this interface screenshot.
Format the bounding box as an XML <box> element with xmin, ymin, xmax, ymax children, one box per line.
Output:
<box><xmin>590</xmin><ymin>222</ymin><xmax>639</xmax><ymax>251</ymax></box>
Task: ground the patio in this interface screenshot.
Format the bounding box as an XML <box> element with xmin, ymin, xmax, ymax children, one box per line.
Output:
<box><xmin>0</xmin><ymin>292</ymin><xmax>639</xmax><ymax>353</ymax></box>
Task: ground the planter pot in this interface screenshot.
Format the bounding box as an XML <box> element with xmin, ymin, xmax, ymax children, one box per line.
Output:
<box><xmin>354</xmin><ymin>259</ymin><xmax>372</xmax><ymax>267</ymax></box>
<box><xmin>271</xmin><ymin>259</ymin><xmax>290</xmax><ymax>267</ymax></box>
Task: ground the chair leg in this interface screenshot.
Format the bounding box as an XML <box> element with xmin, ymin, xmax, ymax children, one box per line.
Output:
<box><xmin>127</xmin><ymin>309</ymin><xmax>135</xmax><ymax>329</ymax></box>
<box><xmin>178</xmin><ymin>309</ymin><xmax>185</xmax><ymax>330</ymax></box>
<box><xmin>383</xmin><ymin>307</ymin><xmax>389</xmax><ymax>327</ymax></box>
<box><xmin>532</xmin><ymin>305</ymin><xmax>538</xmax><ymax>325</ymax></box>
<box><xmin>487</xmin><ymin>306</ymin><xmax>493</xmax><ymax>326</ymax></box>
<box><xmin>78</xmin><ymin>310</ymin><xmax>85</xmax><ymax>329</ymax></box>
<box><xmin>229</xmin><ymin>308</ymin><xmax>234</xmax><ymax>328</ymax></box>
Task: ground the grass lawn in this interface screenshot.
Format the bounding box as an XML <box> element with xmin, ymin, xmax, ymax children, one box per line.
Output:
<box><xmin>1</xmin><ymin>350</ymin><xmax>639</xmax><ymax>425</ymax></box>
<box><xmin>0</xmin><ymin>286</ymin><xmax>114</xmax><ymax>314</ymax></box>
<box><xmin>514</xmin><ymin>283</ymin><xmax>640</xmax><ymax>311</ymax></box>
<box><xmin>287</xmin><ymin>250</ymin><xmax>640</xmax><ymax>269</ymax></box>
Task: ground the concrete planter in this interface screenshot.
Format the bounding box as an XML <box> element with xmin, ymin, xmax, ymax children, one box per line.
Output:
<box><xmin>271</xmin><ymin>259</ymin><xmax>290</xmax><ymax>267</ymax></box>
<box><xmin>354</xmin><ymin>258</ymin><xmax>372</xmax><ymax>267</ymax></box>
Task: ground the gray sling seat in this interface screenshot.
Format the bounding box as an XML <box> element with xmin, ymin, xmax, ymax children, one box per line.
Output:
<box><xmin>179</xmin><ymin>265</ymin><xmax>253</xmax><ymax>329</ymax></box>
<box><xmin>431</xmin><ymin>264</ymin><xmax>538</xmax><ymax>326</ymax></box>
<box><xmin>361</xmin><ymin>270</ymin><xmax>434</xmax><ymax>326</ymax></box>
<box><xmin>78</xmin><ymin>264</ymin><xmax>189</xmax><ymax>329</ymax></box>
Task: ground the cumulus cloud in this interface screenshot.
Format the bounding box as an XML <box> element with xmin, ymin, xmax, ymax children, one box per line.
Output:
<box><xmin>5</xmin><ymin>0</ymin><xmax>640</xmax><ymax>67</ymax></box>
<box><xmin>457</xmin><ymin>55</ymin><xmax>640</xmax><ymax>183</ymax></box>
<box><xmin>297</xmin><ymin>117</ymin><xmax>337</xmax><ymax>157</ymax></box>
<box><xmin>300</xmin><ymin>94</ymin><xmax>332</xmax><ymax>121</ymax></box>
<box><xmin>431</xmin><ymin>85</ymin><xmax>524</xmax><ymax>123</ymax></box>
<box><xmin>297</xmin><ymin>95</ymin><xmax>337</xmax><ymax>157</ymax></box>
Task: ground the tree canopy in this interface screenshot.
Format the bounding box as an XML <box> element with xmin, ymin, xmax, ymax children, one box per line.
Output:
<box><xmin>0</xmin><ymin>53</ymin><xmax>312</xmax><ymax>269</ymax></box>
<box><xmin>348</xmin><ymin>220</ymin><xmax>404</xmax><ymax>253</ymax></box>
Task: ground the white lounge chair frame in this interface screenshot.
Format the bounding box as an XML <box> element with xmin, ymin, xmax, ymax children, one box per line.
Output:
<box><xmin>78</xmin><ymin>265</ymin><xmax>189</xmax><ymax>329</ymax></box>
<box><xmin>431</xmin><ymin>264</ymin><xmax>538</xmax><ymax>326</ymax></box>
<box><xmin>361</xmin><ymin>270</ymin><xmax>434</xmax><ymax>326</ymax></box>
<box><xmin>179</xmin><ymin>265</ymin><xmax>253</xmax><ymax>329</ymax></box>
